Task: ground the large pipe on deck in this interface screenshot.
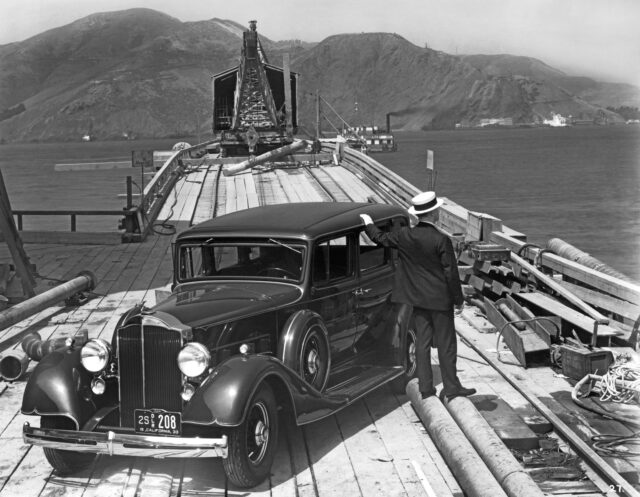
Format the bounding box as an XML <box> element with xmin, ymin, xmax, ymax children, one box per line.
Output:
<box><xmin>223</xmin><ymin>140</ymin><xmax>308</xmax><ymax>176</ymax></box>
<box><xmin>546</xmin><ymin>237</ymin><xmax>636</xmax><ymax>284</ymax></box>
<box><xmin>0</xmin><ymin>350</ymin><xmax>30</xmax><ymax>381</ymax></box>
<box><xmin>444</xmin><ymin>396</ymin><xmax>546</xmax><ymax>497</ymax></box>
<box><xmin>406</xmin><ymin>379</ymin><xmax>508</xmax><ymax>497</ymax></box>
<box><xmin>0</xmin><ymin>271</ymin><xmax>95</xmax><ymax>332</ymax></box>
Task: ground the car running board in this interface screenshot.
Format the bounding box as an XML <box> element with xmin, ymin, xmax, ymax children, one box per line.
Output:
<box><xmin>326</xmin><ymin>365</ymin><xmax>403</xmax><ymax>403</ymax></box>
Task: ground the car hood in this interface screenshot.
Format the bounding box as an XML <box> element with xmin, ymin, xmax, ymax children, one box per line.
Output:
<box><xmin>150</xmin><ymin>281</ymin><xmax>303</xmax><ymax>328</ymax></box>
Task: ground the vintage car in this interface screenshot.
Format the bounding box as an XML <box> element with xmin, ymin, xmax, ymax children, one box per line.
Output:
<box><xmin>22</xmin><ymin>201</ymin><xmax>418</xmax><ymax>488</ymax></box>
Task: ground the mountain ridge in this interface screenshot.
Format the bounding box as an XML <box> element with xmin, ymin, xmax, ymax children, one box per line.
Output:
<box><xmin>0</xmin><ymin>9</ymin><xmax>638</xmax><ymax>142</ymax></box>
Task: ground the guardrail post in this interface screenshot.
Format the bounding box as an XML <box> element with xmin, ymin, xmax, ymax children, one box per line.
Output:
<box><xmin>70</xmin><ymin>214</ymin><xmax>77</xmax><ymax>232</ymax></box>
<box><xmin>126</xmin><ymin>176</ymin><xmax>133</xmax><ymax>210</ymax></box>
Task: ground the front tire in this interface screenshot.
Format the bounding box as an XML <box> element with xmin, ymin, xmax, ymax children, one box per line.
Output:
<box><xmin>223</xmin><ymin>383</ymin><xmax>279</xmax><ymax>488</ymax></box>
<box><xmin>41</xmin><ymin>416</ymin><xmax>96</xmax><ymax>475</ymax></box>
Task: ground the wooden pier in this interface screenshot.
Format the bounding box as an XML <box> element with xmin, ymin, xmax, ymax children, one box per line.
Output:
<box><xmin>1</xmin><ymin>149</ymin><xmax>639</xmax><ymax>496</ymax></box>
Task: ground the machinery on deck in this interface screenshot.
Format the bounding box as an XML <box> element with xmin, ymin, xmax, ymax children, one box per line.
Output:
<box><xmin>211</xmin><ymin>21</ymin><xmax>298</xmax><ymax>157</ymax></box>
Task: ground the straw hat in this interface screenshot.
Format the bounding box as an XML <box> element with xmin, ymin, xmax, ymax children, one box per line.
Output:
<box><xmin>407</xmin><ymin>191</ymin><xmax>443</xmax><ymax>216</ymax></box>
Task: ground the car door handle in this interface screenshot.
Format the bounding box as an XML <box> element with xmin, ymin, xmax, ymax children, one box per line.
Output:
<box><xmin>354</xmin><ymin>288</ymin><xmax>371</xmax><ymax>296</ymax></box>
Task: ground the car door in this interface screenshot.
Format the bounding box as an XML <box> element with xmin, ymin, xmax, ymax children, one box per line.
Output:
<box><xmin>308</xmin><ymin>233</ymin><xmax>358</xmax><ymax>366</ymax></box>
<box><xmin>354</xmin><ymin>219</ymin><xmax>396</xmax><ymax>351</ymax></box>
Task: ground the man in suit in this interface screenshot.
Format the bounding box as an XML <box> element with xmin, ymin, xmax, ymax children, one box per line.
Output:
<box><xmin>360</xmin><ymin>191</ymin><xmax>476</xmax><ymax>400</ymax></box>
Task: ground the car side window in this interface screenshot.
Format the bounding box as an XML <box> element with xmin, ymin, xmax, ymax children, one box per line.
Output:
<box><xmin>359</xmin><ymin>225</ymin><xmax>390</xmax><ymax>272</ymax></box>
<box><xmin>312</xmin><ymin>235</ymin><xmax>353</xmax><ymax>285</ymax></box>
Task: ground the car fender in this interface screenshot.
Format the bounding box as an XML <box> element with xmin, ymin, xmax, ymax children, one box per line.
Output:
<box><xmin>21</xmin><ymin>347</ymin><xmax>95</xmax><ymax>429</ymax></box>
<box><xmin>183</xmin><ymin>354</ymin><xmax>345</xmax><ymax>427</ymax></box>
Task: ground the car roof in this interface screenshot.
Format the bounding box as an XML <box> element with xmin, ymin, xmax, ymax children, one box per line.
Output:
<box><xmin>178</xmin><ymin>202</ymin><xmax>407</xmax><ymax>241</ymax></box>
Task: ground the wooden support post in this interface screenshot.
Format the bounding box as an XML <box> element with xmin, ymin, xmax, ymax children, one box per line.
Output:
<box><xmin>126</xmin><ymin>176</ymin><xmax>133</xmax><ymax>209</ymax></box>
<box><xmin>283</xmin><ymin>53</ymin><xmax>293</xmax><ymax>136</ymax></box>
<box><xmin>0</xmin><ymin>169</ymin><xmax>35</xmax><ymax>297</ymax></box>
<box><xmin>425</xmin><ymin>149</ymin><xmax>435</xmax><ymax>190</ymax></box>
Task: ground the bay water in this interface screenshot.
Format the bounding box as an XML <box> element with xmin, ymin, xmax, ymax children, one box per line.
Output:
<box><xmin>0</xmin><ymin>126</ymin><xmax>638</xmax><ymax>280</ymax></box>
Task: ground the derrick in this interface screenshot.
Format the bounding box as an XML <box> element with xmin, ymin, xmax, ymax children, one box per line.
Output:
<box><xmin>212</xmin><ymin>21</ymin><xmax>298</xmax><ymax>156</ymax></box>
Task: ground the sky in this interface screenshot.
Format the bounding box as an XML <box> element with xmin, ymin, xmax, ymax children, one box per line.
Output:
<box><xmin>1</xmin><ymin>0</ymin><xmax>639</xmax><ymax>86</ymax></box>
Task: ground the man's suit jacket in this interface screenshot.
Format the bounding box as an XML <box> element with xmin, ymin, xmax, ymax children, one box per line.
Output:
<box><xmin>365</xmin><ymin>221</ymin><xmax>464</xmax><ymax>311</ymax></box>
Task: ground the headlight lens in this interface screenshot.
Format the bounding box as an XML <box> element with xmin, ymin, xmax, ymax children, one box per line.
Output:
<box><xmin>80</xmin><ymin>339</ymin><xmax>111</xmax><ymax>373</ymax></box>
<box><xmin>178</xmin><ymin>342</ymin><xmax>210</xmax><ymax>377</ymax></box>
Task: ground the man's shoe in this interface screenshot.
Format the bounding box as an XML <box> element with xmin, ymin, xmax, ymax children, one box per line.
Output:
<box><xmin>445</xmin><ymin>387</ymin><xmax>476</xmax><ymax>400</ymax></box>
<box><xmin>420</xmin><ymin>389</ymin><xmax>436</xmax><ymax>399</ymax></box>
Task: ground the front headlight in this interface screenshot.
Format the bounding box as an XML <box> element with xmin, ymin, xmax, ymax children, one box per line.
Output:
<box><xmin>80</xmin><ymin>339</ymin><xmax>111</xmax><ymax>373</ymax></box>
<box><xmin>178</xmin><ymin>342</ymin><xmax>210</xmax><ymax>377</ymax></box>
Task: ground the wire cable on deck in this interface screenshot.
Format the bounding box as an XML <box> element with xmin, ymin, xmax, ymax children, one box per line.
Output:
<box><xmin>592</xmin><ymin>432</ymin><xmax>640</xmax><ymax>458</ymax></box>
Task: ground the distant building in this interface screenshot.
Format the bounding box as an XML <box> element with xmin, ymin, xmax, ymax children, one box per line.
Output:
<box><xmin>543</xmin><ymin>113</ymin><xmax>568</xmax><ymax>127</ymax></box>
<box><xmin>478</xmin><ymin>117</ymin><xmax>513</xmax><ymax>127</ymax></box>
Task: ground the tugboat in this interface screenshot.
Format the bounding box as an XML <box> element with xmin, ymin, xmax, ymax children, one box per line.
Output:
<box><xmin>347</xmin><ymin>114</ymin><xmax>397</xmax><ymax>153</ymax></box>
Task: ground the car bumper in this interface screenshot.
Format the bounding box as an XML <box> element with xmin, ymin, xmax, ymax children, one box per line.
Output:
<box><xmin>23</xmin><ymin>422</ymin><xmax>228</xmax><ymax>458</ymax></box>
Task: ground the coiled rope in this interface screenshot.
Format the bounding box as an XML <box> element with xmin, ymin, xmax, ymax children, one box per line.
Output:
<box><xmin>598</xmin><ymin>362</ymin><xmax>640</xmax><ymax>404</ymax></box>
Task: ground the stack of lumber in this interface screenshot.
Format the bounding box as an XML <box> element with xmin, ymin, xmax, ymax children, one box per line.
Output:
<box><xmin>440</xmin><ymin>200</ymin><xmax>640</xmax><ymax>360</ymax></box>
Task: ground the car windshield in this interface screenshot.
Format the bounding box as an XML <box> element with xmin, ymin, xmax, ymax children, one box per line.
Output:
<box><xmin>178</xmin><ymin>239</ymin><xmax>306</xmax><ymax>282</ymax></box>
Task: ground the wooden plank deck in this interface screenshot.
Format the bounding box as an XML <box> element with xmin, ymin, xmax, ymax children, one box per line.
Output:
<box><xmin>1</xmin><ymin>158</ymin><xmax>636</xmax><ymax>496</ymax></box>
<box><xmin>0</xmin><ymin>162</ymin><xmax>465</xmax><ymax>497</ymax></box>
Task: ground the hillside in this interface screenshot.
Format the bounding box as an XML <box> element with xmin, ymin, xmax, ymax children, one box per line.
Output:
<box><xmin>0</xmin><ymin>9</ymin><xmax>638</xmax><ymax>142</ymax></box>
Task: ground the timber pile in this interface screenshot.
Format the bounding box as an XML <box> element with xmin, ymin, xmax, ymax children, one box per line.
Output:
<box><xmin>436</xmin><ymin>196</ymin><xmax>640</xmax><ymax>487</ymax></box>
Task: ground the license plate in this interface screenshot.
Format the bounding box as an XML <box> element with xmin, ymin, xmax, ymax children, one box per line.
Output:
<box><xmin>134</xmin><ymin>409</ymin><xmax>181</xmax><ymax>436</ymax></box>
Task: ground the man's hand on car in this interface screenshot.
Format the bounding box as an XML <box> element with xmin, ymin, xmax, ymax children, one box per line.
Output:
<box><xmin>359</xmin><ymin>214</ymin><xmax>373</xmax><ymax>225</ymax></box>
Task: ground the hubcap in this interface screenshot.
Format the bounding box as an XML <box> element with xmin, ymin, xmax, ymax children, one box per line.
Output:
<box><xmin>302</xmin><ymin>334</ymin><xmax>322</xmax><ymax>385</ymax></box>
<box><xmin>247</xmin><ymin>402</ymin><xmax>270</xmax><ymax>464</ymax></box>
<box><xmin>306</xmin><ymin>348</ymin><xmax>319</xmax><ymax>375</ymax></box>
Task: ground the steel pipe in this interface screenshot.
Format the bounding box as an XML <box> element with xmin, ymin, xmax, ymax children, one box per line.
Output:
<box><xmin>223</xmin><ymin>140</ymin><xmax>308</xmax><ymax>176</ymax></box>
<box><xmin>444</xmin><ymin>396</ymin><xmax>545</xmax><ymax>497</ymax></box>
<box><xmin>0</xmin><ymin>271</ymin><xmax>95</xmax><ymax>332</ymax></box>
<box><xmin>407</xmin><ymin>379</ymin><xmax>508</xmax><ymax>497</ymax></box>
<box><xmin>0</xmin><ymin>349</ymin><xmax>30</xmax><ymax>381</ymax></box>
<box><xmin>21</xmin><ymin>329</ymin><xmax>87</xmax><ymax>361</ymax></box>
<box><xmin>547</xmin><ymin>237</ymin><xmax>636</xmax><ymax>284</ymax></box>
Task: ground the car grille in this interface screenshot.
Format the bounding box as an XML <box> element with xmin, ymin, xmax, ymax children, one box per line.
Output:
<box><xmin>117</xmin><ymin>323</ymin><xmax>183</xmax><ymax>428</ymax></box>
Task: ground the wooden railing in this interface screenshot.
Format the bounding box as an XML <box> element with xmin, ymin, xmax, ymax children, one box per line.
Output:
<box><xmin>14</xmin><ymin>210</ymin><xmax>124</xmax><ymax>232</ymax></box>
<box><xmin>121</xmin><ymin>140</ymin><xmax>217</xmax><ymax>242</ymax></box>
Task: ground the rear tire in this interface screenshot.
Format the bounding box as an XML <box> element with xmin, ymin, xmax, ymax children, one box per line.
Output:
<box><xmin>392</xmin><ymin>312</ymin><xmax>418</xmax><ymax>394</ymax></box>
<box><xmin>41</xmin><ymin>416</ymin><xmax>96</xmax><ymax>475</ymax></box>
<box><xmin>223</xmin><ymin>383</ymin><xmax>279</xmax><ymax>488</ymax></box>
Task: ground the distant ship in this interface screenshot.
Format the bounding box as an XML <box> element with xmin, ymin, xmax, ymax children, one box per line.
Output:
<box><xmin>346</xmin><ymin>117</ymin><xmax>397</xmax><ymax>153</ymax></box>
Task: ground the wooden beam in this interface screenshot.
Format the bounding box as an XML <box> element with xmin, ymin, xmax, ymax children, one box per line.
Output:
<box><xmin>491</xmin><ymin>231</ymin><xmax>640</xmax><ymax>305</ymax></box>
<box><xmin>557</xmin><ymin>279</ymin><xmax>640</xmax><ymax>325</ymax></box>
<box><xmin>510</xmin><ymin>252</ymin><xmax>609</xmax><ymax>325</ymax></box>
<box><xmin>515</xmin><ymin>292</ymin><xmax>621</xmax><ymax>338</ymax></box>
<box><xmin>54</xmin><ymin>161</ymin><xmax>130</xmax><ymax>171</ymax></box>
<box><xmin>283</xmin><ymin>52</ymin><xmax>293</xmax><ymax>135</ymax></box>
<box><xmin>18</xmin><ymin>231</ymin><xmax>122</xmax><ymax>245</ymax></box>
<box><xmin>466</xmin><ymin>211</ymin><xmax>503</xmax><ymax>242</ymax></box>
<box><xmin>0</xmin><ymin>170</ymin><xmax>35</xmax><ymax>297</ymax></box>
